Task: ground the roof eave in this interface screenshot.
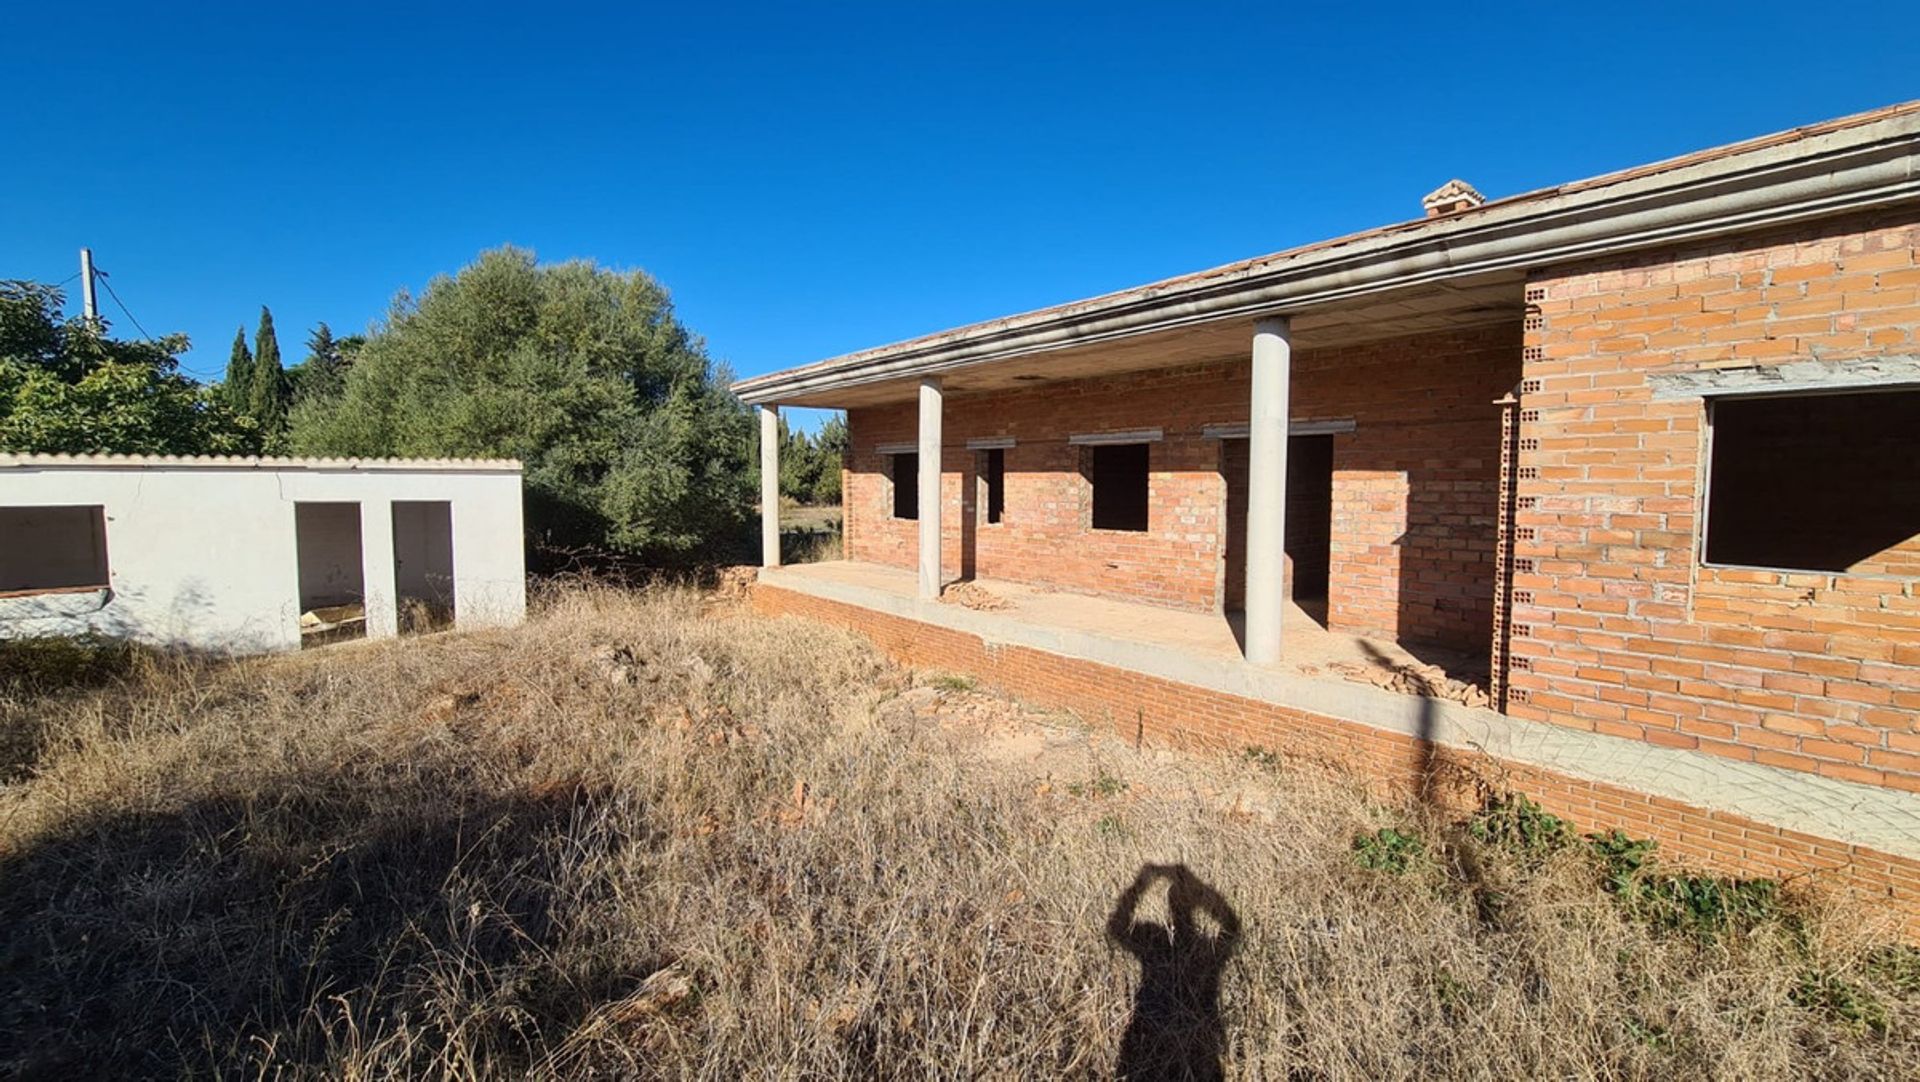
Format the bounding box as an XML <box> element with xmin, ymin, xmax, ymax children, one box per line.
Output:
<box><xmin>734</xmin><ymin>104</ymin><xmax>1920</xmax><ymax>407</ymax></box>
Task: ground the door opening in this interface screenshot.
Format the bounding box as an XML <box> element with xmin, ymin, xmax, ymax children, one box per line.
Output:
<box><xmin>392</xmin><ymin>500</ymin><xmax>455</xmax><ymax>633</ymax></box>
<box><xmin>1220</xmin><ymin>434</ymin><xmax>1335</xmax><ymax>619</ymax></box>
<box><xmin>295</xmin><ymin>502</ymin><xmax>367</xmax><ymax>644</ymax></box>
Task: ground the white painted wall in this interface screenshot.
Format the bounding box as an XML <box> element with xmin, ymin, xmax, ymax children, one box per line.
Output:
<box><xmin>0</xmin><ymin>459</ymin><xmax>526</xmax><ymax>653</ymax></box>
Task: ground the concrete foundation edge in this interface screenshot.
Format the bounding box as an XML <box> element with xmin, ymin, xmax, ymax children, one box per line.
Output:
<box><xmin>754</xmin><ymin>575</ymin><xmax>1920</xmax><ymax>933</ymax></box>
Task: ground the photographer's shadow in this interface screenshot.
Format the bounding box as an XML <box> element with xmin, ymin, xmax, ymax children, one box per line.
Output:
<box><xmin>1107</xmin><ymin>863</ymin><xmax>1241</xmax><ymax>1081</ymax></box>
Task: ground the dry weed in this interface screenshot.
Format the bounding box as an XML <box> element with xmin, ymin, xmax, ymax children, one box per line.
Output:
<box><xmin>0</xmin><ymin>584</ymin><xmax>1915</xmax><ymax>1079</ymax></box>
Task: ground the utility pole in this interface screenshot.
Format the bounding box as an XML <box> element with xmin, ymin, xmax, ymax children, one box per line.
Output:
<box><xmin>79</xmin><ymin>247</ymin><xmax>99</xmax><ymax>325</ymax></box>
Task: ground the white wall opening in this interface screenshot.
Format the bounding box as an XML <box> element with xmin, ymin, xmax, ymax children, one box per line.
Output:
<box><xmin>392</xmin><ymin>500</ymin><xmax>455</xmax><ymax>633</ymax></box>
<box><xmin>0</xmin><ymin>506</ymin><xmax>110</xmax><ymax>596</ymax></box>
<box><xmin>294</xmin><ymin>502</ymin><xmax>366</xmax><ymax>642</ymax></box>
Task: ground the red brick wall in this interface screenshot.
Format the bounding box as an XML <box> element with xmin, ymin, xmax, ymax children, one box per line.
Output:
<box><xmin>756</xmin><ymin>583</ymin><xmax>1920</xmax><ymax>937</ymax></box>
<box><xmin>1510</xmin><ymin>209</ymin><xmax>1920</xmax><ymax>791</ymax></box>
<box><xmin>843</xmin><ymin>325</ymin><xmax>1520</xmax><ymax>651</ymax></box>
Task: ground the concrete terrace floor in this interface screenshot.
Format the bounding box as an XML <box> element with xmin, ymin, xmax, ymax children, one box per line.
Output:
<box><xmin>768</xmin><ymin>559</ymin><xmax>1482</xmax><ymax>686</ymax></box>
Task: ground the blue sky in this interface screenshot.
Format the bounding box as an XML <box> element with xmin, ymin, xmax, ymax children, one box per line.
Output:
<box><xmin>6</xmin><ymin>2</ymin><xmax>1917</xmax><ymax>420</ymax></box>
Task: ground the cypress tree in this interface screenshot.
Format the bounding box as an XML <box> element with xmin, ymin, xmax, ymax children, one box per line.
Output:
<box><xmin>250</xmin><ymin>306</ymin><xmax>289</xmax><ymax>449</ymax></box>
<box><xmin>298</xmin><ymin>321</ymin><xmax>346</xmax><ymax>404</ymax></box>
<box><xmin>223</xmin><ymin>327</ymin><xmax>253</xmax><ymax>414</ymax></box>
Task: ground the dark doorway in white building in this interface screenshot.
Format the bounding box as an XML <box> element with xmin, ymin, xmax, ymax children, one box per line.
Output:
<box><xmin>295</xmin><ymin>502</ymin><xmax>366</xmax><ymax>644</ymax></box>
<box><xmin>392</xmin><ymin>500</ymin><xmax>455</xmax><ymax>633</ymax></box>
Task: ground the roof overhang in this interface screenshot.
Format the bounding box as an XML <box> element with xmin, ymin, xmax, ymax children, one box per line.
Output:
<box><xmin>735</xmin><ymin>102</ymin><xmax>1920</xmax><ymax>409</ymax></box>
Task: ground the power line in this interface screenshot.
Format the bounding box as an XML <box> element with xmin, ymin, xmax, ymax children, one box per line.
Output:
<box><xmin>96</xmin><ymin>272</ymin><xmax>155</xmax><ymax>342</ymax></box>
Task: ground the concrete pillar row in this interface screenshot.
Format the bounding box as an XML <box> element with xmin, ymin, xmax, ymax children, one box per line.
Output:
<box><xmin>759</xmin><ymin>404</ymin><xmax>781</xmax><ymax>568</ymax></box>
<box><xmin>917</xmin><ymin>377</ymin><xmax>944</xmax><ymax>599</ymax></box>
<box><xmin>1244</xmin><ymin>316</ymin><xmax>1292</xmax><ymax>664</ymax></box>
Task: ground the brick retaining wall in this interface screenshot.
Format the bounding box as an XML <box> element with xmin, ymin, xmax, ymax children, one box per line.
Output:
<box><xmin>756</xmin><ymin>581</ymin><xmax>1920</xmax><ymax>936</ymax></box>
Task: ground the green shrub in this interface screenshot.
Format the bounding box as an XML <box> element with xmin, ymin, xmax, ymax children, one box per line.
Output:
<box><xmin>1354</xmin><ymin>827</ymin><xmax>1425</xmax><ymax>875</ymax></box>
<box><xmin>1588</xmin><ymin>830</ymin><xmax>1783</xmax><ymax>938</ymax></box>
<box><xmin>1793</xmin><ymin>970</ymin><xmax>1891</xmax><ymax>1034</ymax></box>
<box><xmin>1468</xmin><ymin>794</ymin><xmax>1575</xmax><ymax>859</ymax></box>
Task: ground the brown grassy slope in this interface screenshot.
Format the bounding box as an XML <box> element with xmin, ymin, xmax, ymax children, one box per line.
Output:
<box><xmin>1</xmin><ymin>586</ymin><xmax>1918</xmax><ymax>1079</ymax></box>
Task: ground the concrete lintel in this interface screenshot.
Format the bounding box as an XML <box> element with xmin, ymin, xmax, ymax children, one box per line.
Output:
<box><xmin>758</xmin><ymin>566</ymin><xmax>1920</xmax><ymax>863</ymax></box>
<box><xmin>1203</xmin><ymin>418</ymin><xmax>1356</xmax><ymax>440</ymax></box>
<box><xmin>1649</xmin><ymin>355</ymin><xmax>1920</xmax><ymax>399</ymax></box>
<box><xmin>1068</xmin><ymin>428</ymin><xmax>1164</xmax><ymax>446</ymax></box>
<box><xmin>874</xmin><ymin>441</ymin><xmax>917</xmax><ymax>456</ymax></box>
<box><xmin>965</xmin><ymin>436</ymin><xmax>1017</xmax><ymax>451</ymax></box>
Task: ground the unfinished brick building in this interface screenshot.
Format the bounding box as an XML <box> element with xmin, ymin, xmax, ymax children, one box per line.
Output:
<box><xmin>736</xmin><ymin>104</ymin><xmax>1920</xmax><ymax>930</ymax></box>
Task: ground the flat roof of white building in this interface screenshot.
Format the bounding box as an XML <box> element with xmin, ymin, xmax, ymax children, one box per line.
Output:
<box><xmin>0</xmin><ymin>453</ymin><xmax>522</xmax><ymax>473</ymax></box>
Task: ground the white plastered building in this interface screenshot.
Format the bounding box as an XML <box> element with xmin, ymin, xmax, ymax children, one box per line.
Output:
<box><xmin>0</xmin><ymin>454</ymin><xmax>526</xmax><ymax>653</ymax></box>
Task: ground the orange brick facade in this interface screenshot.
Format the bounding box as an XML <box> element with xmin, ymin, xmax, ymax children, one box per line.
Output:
<box><xmin>844</xmin><ymin>325</ymin><xmax>1520</xmax><ymax>653</ymax></box>
<box><xmin>1507</xmin><ymin>209</ymin><xmax>1920</xmax><ymax>792</ymax></box>
<box><xmin>755</xmin><ymin>583</ymin><xmax>1920</xmax><ymax>935</ymax></box>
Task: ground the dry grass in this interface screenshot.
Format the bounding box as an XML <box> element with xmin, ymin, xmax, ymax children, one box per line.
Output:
<box><xmin>2</xmin><ymin>585</ymin><xmax>1918</xmax><ymax>1079</ymax></box>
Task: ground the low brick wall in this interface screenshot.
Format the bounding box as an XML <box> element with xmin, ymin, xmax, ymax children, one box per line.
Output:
<box><xmin>756</xmin><ymin>581</ymin><xmax>1920</xmax><ymax>936</ymax></box>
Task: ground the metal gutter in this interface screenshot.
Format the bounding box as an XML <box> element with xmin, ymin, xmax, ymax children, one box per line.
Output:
<box><xmin>735</xmin><ymin>104</ymin><xmax>1920</xmax><ymax>405</ymax></box>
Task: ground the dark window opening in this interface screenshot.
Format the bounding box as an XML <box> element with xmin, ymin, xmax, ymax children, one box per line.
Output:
<box><xmin>1090</xmin><ymin>443</ymin><xmax>1150</xmax><ymax>532</ymax></box>
<box><xmin>1705</xmin><ymin>388</ymin><xmax>1920</xmax><ymax>573</ymax></box>
<box><xmin>891</xmin><ymin>452</ymin><xmax>918</xmax><ymax>520</ymax></box>
<box><xmin>980</xmin><ymin>448</ymin><xmax>1005</xmax><ymax>525</ymax></box>
<box><xmin>0</xmin><ymin>505</ymin><xmax>109</xmax><ymax>595</ymax></box>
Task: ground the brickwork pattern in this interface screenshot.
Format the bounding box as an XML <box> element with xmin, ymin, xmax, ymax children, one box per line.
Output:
<box><xmin>757</xmin><ymin>583</ymin><xmax>1920</xmax><ymax>936</ymax></box>
<box><xmin>844</xmin><ymin>326</ymin><xmax>1520</xmax><ymax>652</ymax></box>
<box><xmin>1511</xmin><ymin>210</ymin><xmax>1920</xmax><ymax>791</ymax></box>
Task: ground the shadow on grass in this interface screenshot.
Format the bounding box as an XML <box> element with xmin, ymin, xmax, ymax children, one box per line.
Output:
<box><xmin>1108</xmin><ymin>863</ymin><xmax>1241</xmax><ymax>1082</ymax></box>
<box><xmin>0</xmin><ymin>773</ymin><xmax>647</xmax><ymax>1077</ymax></box>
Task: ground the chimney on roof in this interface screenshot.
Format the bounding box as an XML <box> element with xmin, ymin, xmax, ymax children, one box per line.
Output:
<box><xmin>1421</xmin><ymin>179</ymin><xmax>1485</xmax><ymax>217</ymax></box>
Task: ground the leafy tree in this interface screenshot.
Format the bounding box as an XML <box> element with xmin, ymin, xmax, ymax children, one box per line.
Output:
<box><xmin>249</xmin><ymin>307</ymin><xmax>289</xmax><ymax>450</ymax></box>
<box><xmin>0</xmin><ymin>280</ymin><xmax>254</xmax><ymax>455</ymax></box>
<box><xmin>290</xmin><ymin>247</ymin><xmax>752</xmax><ymax>564</ymax></box>
<box><xmin>221</xmin><ymin>327</ymin><xmax>253</xmax><ymax>413</ymax></box>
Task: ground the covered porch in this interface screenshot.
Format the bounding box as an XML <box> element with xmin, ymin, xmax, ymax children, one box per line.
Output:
<box><xmin>764</xmin><ymin>559</ymin><xmax>1491</xmax><ymax>708</ymax></box>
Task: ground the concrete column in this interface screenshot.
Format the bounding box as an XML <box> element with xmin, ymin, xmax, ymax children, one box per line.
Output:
<box><xmin>360</xmin><ymin>499</ymin><xmax>399</xmax><ymax>640</ymax></box>
<box><xmin>918</xmin><ymin>377</ymin><xmax>943</xmax><ymax>599</ymax></box>
<box><xmin>759</xmin><ymin>404</ymin><xmax>780</xmax><ymax>567</ymax></box>
<box><xmin>1244</xmin><ymin>316</ymin><xmax>1292</xmax><ymax>664</ymax></box>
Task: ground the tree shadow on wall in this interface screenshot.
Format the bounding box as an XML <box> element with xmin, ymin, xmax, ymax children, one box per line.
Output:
<box><xmin>1107</xmin><ymin>863</ymin><xmax>1241</xmax><ymax>1082</ymax></box>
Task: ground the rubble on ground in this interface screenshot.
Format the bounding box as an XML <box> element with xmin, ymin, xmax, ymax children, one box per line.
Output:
<box><xmin>712</xmin><ymin>565</ymin><xmax>758</xmax><ymax>602</ymax></box>
<box><xmin>1326</xmin><ymin>659</ymin><xmax>1491</xmax><ymax>709</ymax></box>
<box><xmin>940</xmin><ymin>581</ymin><xmax>1010</xmax><ymax>610</ymax></box>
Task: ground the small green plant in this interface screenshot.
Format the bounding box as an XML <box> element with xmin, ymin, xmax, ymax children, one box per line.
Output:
<box><xmin>1241</xmin><ymin>746</ymin><xmax>1284</xmax><ymax>773</ymax></box>
<box><xmin>1867</xmin><ymin>945</ymin><xmax>1920</xmax><ymax>995</ymax></box>
<box><xmin>1623</xmin><ymin>1016</ymin><xmax>1674</xmax><ymax>1050</ymax></box>
<box><xmin>1588</xmin><ymin>830</ymin><xmax>1657</xmax><ymax>893</ymax></box>
<box><xmin>1067</xmin><ymin>771</ymin><xmax>1128</xmax><ymax>799</ymax></box>
<box><xmin>1094</xmin><ymin>815</ymin><xmax>1128</xmax><ymax>838</ymax></box>
<box><xmin>1588</xmin><ymin>829</ymin><xmax>1783</xmax><ymax>938</ymax></box>
<box><xmin>931</xmin><ymin>674</ymin><xmax>977</xmax><ymax>692</ymax></box>
<box><xmin>1469</xmin><ymin>794</ymin><xmax>1574</xmax><ymax>860</ymax></box>
<box><xmin>1353</xmin><ymin>827</ymin><xmax>1424</xmax><ymax>875</ymax></box>
<box><xmin>1793</xmin><ymin>970</ymin><xmax>1891</xmax><ymax>1034</ymax></box>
